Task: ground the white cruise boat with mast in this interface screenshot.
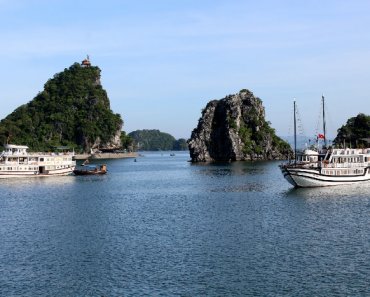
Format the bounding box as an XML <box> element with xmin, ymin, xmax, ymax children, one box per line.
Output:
<box><xmin>0</xmin><ymin>144</ymin><xmax>76</xmax><ymax>178</ymax></box>
<box><xmin>280</xmin><ymin>96</ymin><xmax>370</xmax><ymax>187</ymax></box>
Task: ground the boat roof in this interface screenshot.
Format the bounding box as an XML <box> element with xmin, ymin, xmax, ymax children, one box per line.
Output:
<box><xmin>5</xmin><ymin>144</ymin><xmax>29</xmax><ymax>149</ymax></box>
<box><xmin>302</xmin><ymin>149</ymin><xmax>318</xmax><ymax>155</ymax></box>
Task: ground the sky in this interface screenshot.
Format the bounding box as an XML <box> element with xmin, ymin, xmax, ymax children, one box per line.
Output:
<box><xmin>0</xmin><ymin>0</ymin><xmax>370</xmax><ymax>139</ymax></box>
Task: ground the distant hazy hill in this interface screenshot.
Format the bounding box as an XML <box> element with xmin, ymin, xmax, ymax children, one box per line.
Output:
<box><xmin>128</xmin><ymin>129</ymin><xmax>188</xmax><ymax>151</ymax></box>
<box><xmin>0</xmin><ymin>62</ymin><xmax>123</xmax><ymax>152</ymax></box>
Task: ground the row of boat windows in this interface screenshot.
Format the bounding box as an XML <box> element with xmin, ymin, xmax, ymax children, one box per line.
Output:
<box><xmin>333</xmin><ymin>150</ymin><xmax>370</xmax><ymax>155</ymax></box>
<box><xmin>6</xmin><ymin>157</ymin><xmax>72</xmax><ymax>162</ymax></box>
<box><xmin>45</xmin><ymin>165</ymin><xmax>71</xmax><ymax>170</ymax></box>
<box><xmin>300</xmin><ymin>156</ymin><xmax>368</xmax><ymax>163</ymax></box>
<box><xmin>0</xmin><ymin>166</ymin><xmax>38</xmax><ymax>171</ymax></box>
<box><xmin>322</xmin><ymin>169</ymin><xmax>364</xmax><ymax>176</ymax></box>
<box><xmin>0</xmin><ymin>165</ymin><xmax>71</xmax><ymax>171</ymax></box>
<box><xmin>298</xmin><ymin>156</ymin><xmax>318</xmax><ymax>162</ymax></box>
<box><xmin>333</xmin><ymin>157</ymin><xmax>364</xmax><ymax>163</ymax></box>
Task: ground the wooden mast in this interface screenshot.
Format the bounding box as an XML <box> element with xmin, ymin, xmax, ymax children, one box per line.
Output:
<box><xmin>322</xmin><ymin>95</ymin><xmax>327</xmax><ymax>147</ymax></box>
<box><xmin>294</xmin><ymin>99</ymin><xmax>297</xmax><ymax>164</ymax></box>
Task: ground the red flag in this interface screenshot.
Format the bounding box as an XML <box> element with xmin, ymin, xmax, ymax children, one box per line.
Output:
<box><xmin>318</xmin><ymin>133</ymin><xmax>325</xmax><ymax>139</ymax></box>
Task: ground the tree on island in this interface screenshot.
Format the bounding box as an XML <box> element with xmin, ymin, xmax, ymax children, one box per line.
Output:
<box><xmin>333</xmin><ymin>113</ymin><xmax>370</xmax><ymax>148</ymax></box>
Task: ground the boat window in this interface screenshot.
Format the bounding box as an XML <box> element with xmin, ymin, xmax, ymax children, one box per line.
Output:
<box><xmin>40</xmin><ymin>158</ymin><xmax>44</xmax><ymax>162</ymax></box>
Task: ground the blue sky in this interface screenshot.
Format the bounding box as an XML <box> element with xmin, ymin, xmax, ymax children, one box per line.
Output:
<box><xmin>1</xmin><ymin>0</ymin><xmax>369</xmax><ymax>139</ymax></box>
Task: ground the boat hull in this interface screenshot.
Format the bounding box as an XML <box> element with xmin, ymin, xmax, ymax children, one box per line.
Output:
<box><xmin>73</xmin><ymin>170</ymin><xmax>107</xmax><ymax>175</ymax></box>
<box><xmin>280</xmin><ymin>166</ymin><xmax>370</xmax><ymax>187</ymax></box>
<box><xmin>0</xmin><ymin>167</ymin><xmax>75</xmax><ymax>178</ymax></box>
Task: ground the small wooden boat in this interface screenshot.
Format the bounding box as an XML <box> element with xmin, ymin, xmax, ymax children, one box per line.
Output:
<box><xmin>73</xmin><ymin>164</ymin><xmax>107</xmax><ymax>175</ymax></box>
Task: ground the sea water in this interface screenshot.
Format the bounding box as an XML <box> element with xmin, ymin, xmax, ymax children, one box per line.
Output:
<box><xmin>0</xmin><ymin>152</ymin><xmax>369</xmax><ymax>296</ymax></box>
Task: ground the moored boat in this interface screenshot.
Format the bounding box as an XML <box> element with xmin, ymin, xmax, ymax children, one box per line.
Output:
<box><xmin>280</xmin><ymin>96</ymin><xmax>370</xmax><ymax>187</ymax></box>
<box><xmin>0</xmin><ymin>144</ymin><xmax>76</xmax><ymax>178</ymax></box>
<box><xmin>73</xmin><ymin>164</ymin><xmax>107</xmax><ymax>175</ymax></box>
<box><xmin>280</xmin><ymin>148</ymin><xmax>370</xmax><ymax>187</ymax></box>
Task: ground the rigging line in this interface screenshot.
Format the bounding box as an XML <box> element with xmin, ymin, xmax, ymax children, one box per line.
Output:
<box><xmin>324</xmin><ymin>101</ymin><xmax>335</xmax><ymax>141</ymax></box>
<box><xmin>295</xmin><ymin>104</ymin><xmax>306</xmax><ymax>136</ymax></box>
<box><xmin>287</xmin><ymin>102</ymin><xmax>294</xmax><ymax>138</ymax></box>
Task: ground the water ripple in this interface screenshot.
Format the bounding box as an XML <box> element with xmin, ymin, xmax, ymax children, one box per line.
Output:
<box><xmin>0</xmin><ymin>153</ymin><xmax>369</xmax><ymax>296</ymax></box>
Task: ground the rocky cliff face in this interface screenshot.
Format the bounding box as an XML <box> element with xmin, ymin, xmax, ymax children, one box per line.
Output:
<box><xmin>188</xmin><ymin>89</ymin><xmax>292</xmax><ymax>162</ymax></box>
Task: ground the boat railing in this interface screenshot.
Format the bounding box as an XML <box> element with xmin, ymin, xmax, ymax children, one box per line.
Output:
<box><xmin>322</xmin><ymin>162</ymin><xmax>367</xmax><ymax>169</ymax></box>
<box><xmin>2</xmin><ymin>152</ymin><xmax>27</xmax><ymax>156</ymax></box>
<box><xmin>23</xmin><ymin>152</ymin><xmax>74</xmax><ymax>156</ymax></box>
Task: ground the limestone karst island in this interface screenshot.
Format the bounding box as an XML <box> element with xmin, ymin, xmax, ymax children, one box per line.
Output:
<box><xmin>188</xmin><ymin>89</ymin><xmax>292</xmax><ymax>162</ymax></box>
<box><xmin>0</xmin><ymin>58</ymin><xmax>132</xmax><ymax>154</ymax></box>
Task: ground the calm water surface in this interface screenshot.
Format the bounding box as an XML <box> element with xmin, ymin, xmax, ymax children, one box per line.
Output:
<box><xmin>0</xmin><ymin>152</ymin><xmax>369</xmax><ymax>296</ymax></box>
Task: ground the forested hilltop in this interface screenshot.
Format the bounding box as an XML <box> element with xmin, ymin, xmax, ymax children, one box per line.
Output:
<box><xmin>0</xmin><ymin>61</ymin><xmax>126</xmax><ymax>152</ymax></box>
<box><xmin>128</xmin><ymin>129</ymin><xmax>187</xmax><ymax>151</ymax></box>
<box><xmin>334</xmin><ymin>113</ymin><xmax>370</xmax><ymax>147</ymax></box>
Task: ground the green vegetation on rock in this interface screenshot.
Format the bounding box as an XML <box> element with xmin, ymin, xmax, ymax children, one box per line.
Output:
<box><xmin>128</xmin><ymin>129</ymin><xmax>188</xmax><ymax>151</ymax></box>
<box><xmin>0</xmin><ymin>63</ymin><xmax>125</xmax><ymax>152</ymax></box>
<box><xmin>333</xmin><ymin>113</ymin><xmax>370</xmax><ymax>147</ymax></box>
<box><xmin>120</xmin><ymin>131</ymin><xmax>134</xmax><ymax>151</ymax></box>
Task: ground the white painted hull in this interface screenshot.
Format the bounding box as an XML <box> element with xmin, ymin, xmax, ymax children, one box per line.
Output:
<box><xmin>0</xmin><ymin>167</ymin><xmax>75</xmax><ymax>178</ymax></box>
<box><xmin>281</xmin><ymin>166</ymin><xmax>370</xmax><ymax>187</ymax></box>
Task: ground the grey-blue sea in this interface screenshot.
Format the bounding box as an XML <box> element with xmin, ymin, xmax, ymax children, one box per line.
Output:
<box><xmin>0</xmin><ymin>152</ymin><xmax>369</xmax><ymax>296</ymax></box>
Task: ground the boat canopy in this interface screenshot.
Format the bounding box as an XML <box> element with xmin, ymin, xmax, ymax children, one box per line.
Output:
<box><xmin>5</xmin><ymin>144</ymin><xmax>29</xmax><ymax>150</ymax></box>
<box><xmin>302</xmin><ymin>149</ymin><xmax>318</xmax><ymax>156</ymax></box>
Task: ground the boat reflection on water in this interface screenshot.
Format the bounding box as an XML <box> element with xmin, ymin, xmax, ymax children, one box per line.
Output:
<box><xmin>0</xmin><ymin>174</ymin><xmax>77</xmax><ymax>189</ymax></box>
<box><xmin>284</xmin><ymin>181</ymin><xmax>370</xmax><ymax>199</ymax></box>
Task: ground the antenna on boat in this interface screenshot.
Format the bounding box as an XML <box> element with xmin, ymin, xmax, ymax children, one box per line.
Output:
<box><xmin>322</xmin><ymin>94</ymin><xmax>327</xmax><ymax>148</ymax></box>
<box><xmin>294</xmin><ymin>99</ymin><xmax>297</xmax><ymax>164</ymax></box>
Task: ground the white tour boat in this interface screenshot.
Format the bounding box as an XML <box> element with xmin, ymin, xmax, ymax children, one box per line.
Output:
<box><xmin>280</xmin><ymin>147</ymin><xmax>370</xmax><ymax>187</ymax></box>
<box><xmin>280</xmin><ymin>97</ymin><xmax>370</xmax><ymax>187</ymax></box>
<box><xmin>0</xmin><ymin>144</ymin><xmax>76</xmax><ymax>178</ymax></box>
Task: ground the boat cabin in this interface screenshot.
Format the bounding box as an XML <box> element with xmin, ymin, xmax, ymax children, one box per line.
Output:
<box><xmin>296</xmin><ymin>149</ymin><xmax>319</xmax><ymax>163</ymax></box>
<box><xmin>2</xmin><ymin>144</ymin><xmax>29</xmax><ymax>156</ymax></box>
<box><xmin>327</xmin><ymin>148</ymin><xmax>370</xmax><ymax>165</ymax></box>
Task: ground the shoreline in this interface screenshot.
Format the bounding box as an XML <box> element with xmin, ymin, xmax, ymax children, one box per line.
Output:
<box><xmin>74</xmin><ymin>152</ymin><xmax>137</xmax><ymax>160</ymax></box>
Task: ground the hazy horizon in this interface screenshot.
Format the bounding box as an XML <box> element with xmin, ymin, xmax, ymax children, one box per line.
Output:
<box><xmin>1</xmin><ymin>1</ymin><xmax>369</xmax><ymax>139</ymax></box>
